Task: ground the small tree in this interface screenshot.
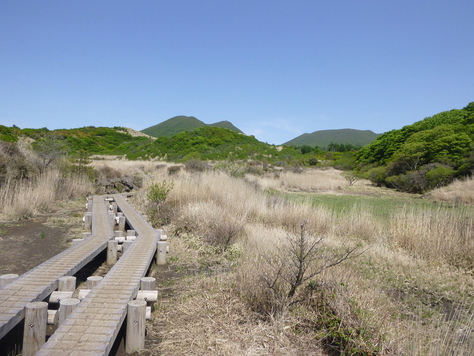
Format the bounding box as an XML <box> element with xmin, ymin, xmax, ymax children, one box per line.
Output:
<box><xmin>342</xmin><ymin>171</ymin><xmax>359</xmax><ymax>186</ymax></box>
<box><xmin>147</xmin><ymin>180</ymin><xmax>174</xmax><ymax>207</ymax></box>
<box><xmin>263</xmin><ymin>222</ymin><xmax>364</xmax><ymax>304</ymax></box>
<box><xmin>146</xmin><ymin>180</ymin><xmax>174</xmax><ymax>227</ymax></box>
<box><xmin>33</xmin><ymin>137</ymin><xmax>68</xmax><ymax>171</ymax></box>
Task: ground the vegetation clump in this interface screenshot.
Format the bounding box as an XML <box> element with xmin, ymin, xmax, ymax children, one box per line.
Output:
<box><xmin>357</xmin><ymin>102</ymin><xmax>474</xmax><ymax>193</ymax></box>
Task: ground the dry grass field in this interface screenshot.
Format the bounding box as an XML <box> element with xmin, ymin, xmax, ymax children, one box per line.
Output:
<box><xmin>101</xmin><ymin>159</ymin><xmax>473</xmax><ymax>356</ymax></box>
<box><xmin>2</xmin><ymin>155</ymin><xmax>473</xmax><ymax>355</ymax></box>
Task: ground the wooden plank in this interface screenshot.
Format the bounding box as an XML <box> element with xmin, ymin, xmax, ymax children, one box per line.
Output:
<box><xmin>0</xmin><ymin>196</ymin><xmax>115</xmax><ymax>340</ymax></box>
<box><xmin>38</xmin><ymin>194</ymin><xmax>158</xmax><ymax>355</ymax></box>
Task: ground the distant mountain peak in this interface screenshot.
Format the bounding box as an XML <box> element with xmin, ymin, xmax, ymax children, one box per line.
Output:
<box><xmin>141</xmin><ymin>116</ymin><xmax>243</xmax><ymax>138</ymax></box>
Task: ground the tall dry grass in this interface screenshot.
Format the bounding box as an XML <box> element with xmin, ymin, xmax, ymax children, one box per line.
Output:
<box><xmin>88</xmin><ymin>158</ymin><xmax>170</xmax><ymax>175</ymax></box>
<box><xmin>0</xmin><ymin>168</ymin><xmax>93</xmax><ymax>221</ymax></box>
<box><xmin>429</xmin><ymin>175</ymin><xmax>474</xmax><ymax>205</ymax></box>
<box><xmin>389</xmin><ymin>205</ymin><xmax>474</xmax><ymax>268</ymax></box>
<box><xmin>245</xmin><ymin>167</ymin><xmax>350</xmax><ymax>192</ymax></box>
<box><xmin>118</xmin><ymin>162</ymin><xmax>474</xmax><ymax>355</ymax></box>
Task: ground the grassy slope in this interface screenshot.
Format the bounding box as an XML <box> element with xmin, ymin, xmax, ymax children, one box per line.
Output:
<box><xmin>284</xmin><ymin>129</ymin><xmax>379</xmax><ymax>148</ymax></box>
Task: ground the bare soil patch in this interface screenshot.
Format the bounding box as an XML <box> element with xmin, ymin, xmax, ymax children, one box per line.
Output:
<box><xmin>0</xmin><ymin>200</ymin><xmax>85</xmax><ymax>275</ymax></box>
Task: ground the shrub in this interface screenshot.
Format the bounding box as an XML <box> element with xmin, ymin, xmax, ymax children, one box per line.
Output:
<box><xmin>146</xmin><ymin>179</ymin><xmax>175</xmax><ymax>227</ymax></box>
<box><xmin>213</xmin><ymin>161</ymin><xmax>247</xmax><ymax>178</ymax></box>
<box><xmin>240</xmin><ymin>222</ymin><xmax>363</xmax><ymax>317</ymax></box>
<box><xmin>147</xmin><ymin>179</ymin><xmax>174</xmax><ymax>206</ymax></box>
<box><xmin>425</xmin><ymin>164</ymin><xmax>455</xmax><ymax>189</ymax></box>
<box><xmin>167</xmin><ymin>165</ymin><xmax>182</xmax><ymax>175</ymax></box>
<box><xmin>184</xmin><ymin>159</ymin><xmax>209</xmax><ymax>172</ymax></box>
<box><xmin>342</xmin><ymin>171</ymin><xmax>359</xmax><ymax>186</ymax></box>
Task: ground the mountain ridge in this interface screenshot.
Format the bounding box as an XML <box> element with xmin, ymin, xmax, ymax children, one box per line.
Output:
<box><xmin>141</xmin><ymin>116</ymin><xmax>244</xmax><ymax>138</ymax></box>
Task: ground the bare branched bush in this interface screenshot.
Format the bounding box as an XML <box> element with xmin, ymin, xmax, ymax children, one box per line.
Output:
<box><xmin>238</xmin><ymin>223</ymin><xmax>363</xmax><ymax>317</ymax></box>
<box><xmin>342</xmin><ymin>171</ymin><xmax>359</xmax><ymax>186</ymax></box>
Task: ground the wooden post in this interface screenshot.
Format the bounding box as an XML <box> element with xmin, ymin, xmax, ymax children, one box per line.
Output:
<box><xmin>115</xmin><ymin>236</ymin><xmax>126</xmax><ymax>243</ymax></box>
<box><xmin>118</xmin><ymin>216</ymin><xmax>126</xmax><ymax>231</ymax></box>
<box><xmin>86</xmin><ymin>275</ymin><xmax>103</xmax><ymax>289</ymax></box>
<box><xmin>23</xmin><ymin>301</ymin><xmax>48</xmax><ymax>356</ymax></box>
<box><xmin>107</xmin><ymin>240</ymin><xmax>118</xmax><ymax>265</ymax></box>
<box><xmin>156</xmin><ymin>241</ymin><xmax>167</xmax><ymax>265</ymax></box>
<box><xmin>48</xmin><ymin>291</ymin><xmax>74</xmax><ymax>305</ymax></box>
<box><xmin>146</xmin><ymin>306</ymin><xmax>151</xmax><ymax>320</ymax></box>
<box><xmin>83</xmin><ymin>212</ymin><xmax>92</xmax><ymax>231</ymax></box>
<box><xmin>58</xmin><ymin>276</ymin><xmax>76</xmax><ymax>292</ymax></box>
<box><xmin>140</xmin><ymin>277</ymin><xmax>156</xmax><ymax>291</ymax></box>
<box><xmin>47</xmin><ymin>309</ymin><xmax>58</xmax><ymax>326</ymax></box>
<box><xmin>109</xmin><ymin>212</ymin><xmax>116</xmax><ymax>225</ymax></box>
<box><xmin>58</xmin><ymin>298</ymin><xmax>80</xmax><ymax>325</ymax></box>
<box><xmin>155</xmin><ymin>229</ymin><xmax>164</xmax><ymax>240</ymax></box>
<box><xmin>136</xmin><ymin>290</ymin><xmax>158</xmax><ymax>303</ymax></box>
<box><xmin>0</xmin><ymin>273</ymin><xmax>19</xmax><ymax>287</ymax></box>
<box><xmin>126</xmin><ymin>300</ymin><xmax>147</xmax><ymax>353</ymax></box>
<box><xmin>115</xmin><ymin>230</ymin><xmax>125</xmax><ymax>237</ymax></box>
<box><xmin>78</xmin><ymin>289</ymin><xmax>90</xmax><ymax>300</ymax></box>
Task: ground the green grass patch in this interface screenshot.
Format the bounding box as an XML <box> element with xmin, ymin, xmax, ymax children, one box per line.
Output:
<box><xmin>286</xmin><ymin>192</ymin><xmax>474</xmax><ymax>221</ymax></box>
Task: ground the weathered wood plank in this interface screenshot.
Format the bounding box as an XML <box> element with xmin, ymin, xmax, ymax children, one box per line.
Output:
<box><xmin>0</xmin><ymin>196</ymin><xmax>114</xmax><ymax>340</ymax></box>
<box><xmin>37</xmin><ymin>194</ymin><xmax>159</xmax><ymax>355</ymax></box>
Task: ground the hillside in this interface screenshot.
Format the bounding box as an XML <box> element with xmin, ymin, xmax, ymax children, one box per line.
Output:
<box><xmin>150</xmin><ymin>126</ymin><xmax>299</xmax><ymax>162</ymax></box>
<box><xmin>0</xmin><ymin>125</ymin><xmax>154</xmax><ymax>159</ymax></box>
<box><xmin>0</xmin><ymin>125</ymin><xmax>301</xmax><ymax>163</ymax></box>
<box><xmin>284</xmin><ymin>129</ymin><xmax>379</xmax><ymax>148</ymax></box>
<box><xmin>141</xmin><ymin>116</ymin><xmax>244</xmax><ymax>138</ymax></box>
<box><xmin>357</xmin><ymin>102</ymin><xmax>474</xmax><ymax>193</ymax></box>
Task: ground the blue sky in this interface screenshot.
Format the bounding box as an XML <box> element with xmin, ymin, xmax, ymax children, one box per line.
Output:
<box><xmin>1</xmin><ymin>1</ymin><xmax>473</xmax><ymax>144</ymax></box>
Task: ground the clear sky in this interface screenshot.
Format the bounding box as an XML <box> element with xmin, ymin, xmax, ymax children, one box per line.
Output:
<box><xmin>1</xmin><ymin>1</ymin><xmax>473</xmax><ymax>144</ymax></box>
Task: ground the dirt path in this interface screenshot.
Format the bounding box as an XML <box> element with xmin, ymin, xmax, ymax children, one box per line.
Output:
<box><xmin>0</xmin><ymin>202</ymin><xmax>85</xmax><ymax>276</ymax></box>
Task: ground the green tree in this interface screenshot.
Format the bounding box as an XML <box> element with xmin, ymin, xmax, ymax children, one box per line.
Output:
<box><xmin>33</xmin><ymin>137</ymin><xmax>68</xmax><ymax>171</ymax></box>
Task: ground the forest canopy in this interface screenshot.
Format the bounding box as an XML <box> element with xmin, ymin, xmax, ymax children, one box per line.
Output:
<box><xmin>356</xmin><ymin>102</ymin><xmax>474</xmax><ymax>193</ymax></box>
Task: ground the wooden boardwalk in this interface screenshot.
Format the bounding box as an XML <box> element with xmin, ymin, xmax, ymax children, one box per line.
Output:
<box><xmin>37</xmin><ymin>194</ymin><xmax>159</xmax><ymax>355</ymax></box>
<box><xmin>0</xmin><ymin>195</ymin><xmax>115</xmax><ymax>340</ymax></box>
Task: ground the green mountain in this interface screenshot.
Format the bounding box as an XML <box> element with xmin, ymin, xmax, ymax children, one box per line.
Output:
<box><xmin>208</xmin><ymin>120</ymin><xmax>242</xmax><ymax>132</ymax></box>
<box><xmin>356</xmin><ymin>102</ymin><xmax>474</xmax><ymax>193</ymax></box>
<box><xmin>141</xmin><ymin>116</ymin><xmax>243</xmax><ymax>138</ymax></box>
<box><xmin>284</xmin><ymin>129</ymin><xmax>379</xmax><ymax>148</ymax></box>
